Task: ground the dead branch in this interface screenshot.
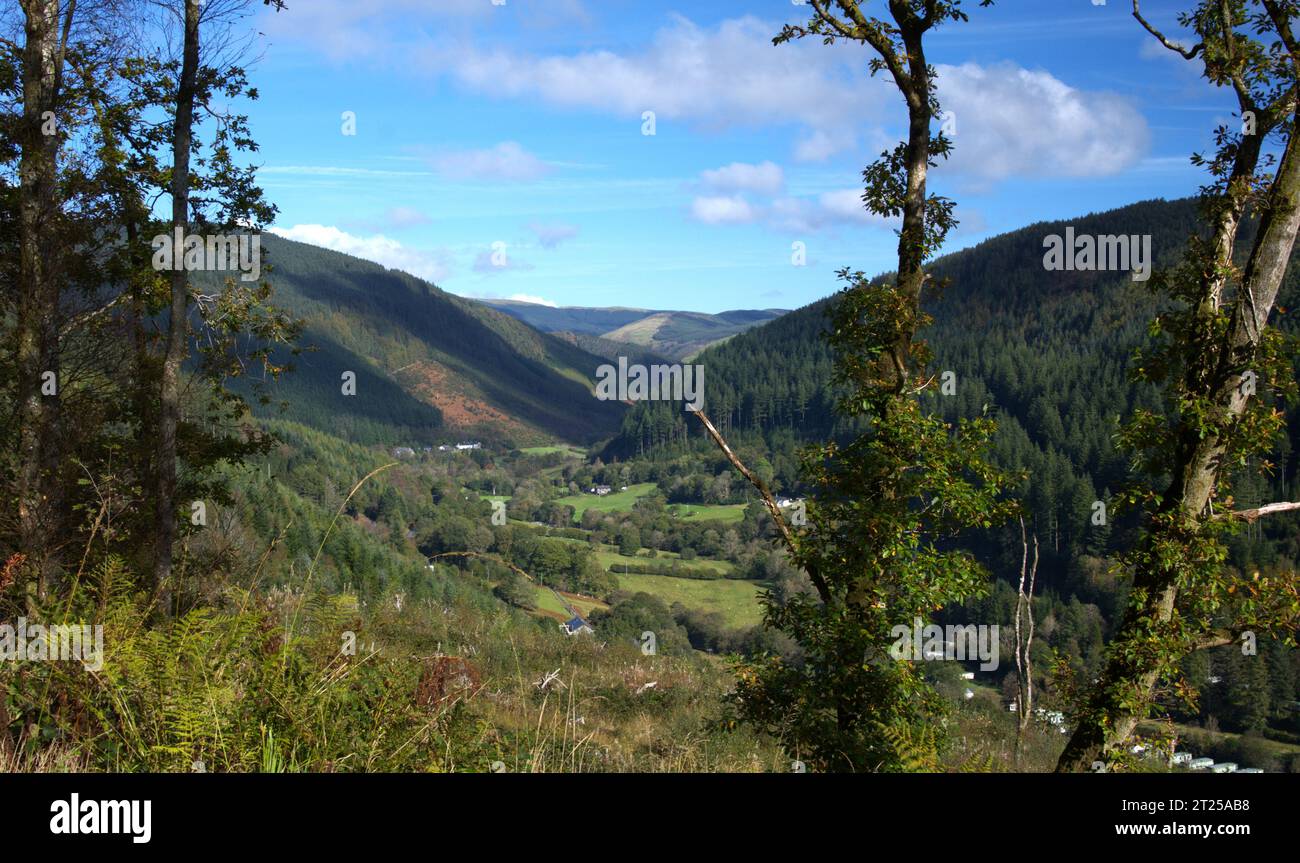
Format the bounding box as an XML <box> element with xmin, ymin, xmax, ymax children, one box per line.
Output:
<box><xmin>689</xmin><ymin>409</ymin><xmax>830</xmax><ymax>604</ymax></box>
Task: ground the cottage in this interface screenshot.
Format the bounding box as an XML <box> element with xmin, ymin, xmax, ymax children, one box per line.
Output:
<box><xmin>392</xmin><ymin>446</ymin><xmax>415</xmax><ymax>458</ymax></box>
<box><xmin>456</xmin><ymin>442</ymin><xmax>481</xmax><ymax>451</ymax></box>
<box><xmin>562</xmin><ymin>616</ymin><xmax>594</xmax><ymax>636</ymax></box>
<box><xmin>589</xmin><ymin>485</ymin><xmax>612</xmax><ymax>496</ymax></box>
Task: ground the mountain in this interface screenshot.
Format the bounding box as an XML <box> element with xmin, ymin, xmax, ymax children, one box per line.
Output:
<box><xmin>479</xmin><ymin>299</ymin><xmax>787</xmax><ymax>361</ymax></box>
<box><xmin>218</xmin><ymin>235</ymin><xmax>626</xmax><ymax>447</ymax></box>
<box><xmin>602</xmin><ymin>197</ymin><xmax>1300</xmax><ymax>565</ymax></box>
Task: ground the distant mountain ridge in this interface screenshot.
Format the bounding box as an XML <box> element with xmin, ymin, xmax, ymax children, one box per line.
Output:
<box><xmin>480</xmin><ymin>299</ymin><xmax>787</xmax><ymax>361</ymax></box>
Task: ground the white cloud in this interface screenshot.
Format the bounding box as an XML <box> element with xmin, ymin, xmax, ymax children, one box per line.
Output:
<box><xmin>793</xmin><ymin>129</ymin><xmax>854</xmax><ymax>163</ymax></box>
<box><xmin>816</xmin><ymin>189</ymin><xmax>874</xmax><ymax>222</ymax></box>
<box><xmin>428</xmin><ymin>142</ymin><xmax>551</xmax><ymax>182</ymax></box>
<box><xmin>258</xmin><ymin>0</ymin><xmax>589</xmax><ymax>62</ymax></box>
<box><xmin>768</xmin><ymin>191</ymin><xmax>893</xmax><ymax>233</ymax></box>
<box><xmin>690</xmin><ymin>187</ymin><xmax>894</xmax><ymax>233</ymax></box>
<box><xmin>935</xmin><ymin>62</ymin><xmax>1149</xmax><ymax>180</ymax></box>
<box><xmin>507</xmin><ymin>293</ymin><xmax>559</xmax><ymax>307</ymax></box>
<box><xmin>527</xmin><ymin>222</ymin><xmax>580</xmax><ymax>249</ymax></box>
<box><xmin>700</xmin><ymin>161</ymin><xmax>785</xmax><ymax>195</ymax></box>
<box><xmin>690</xmin><ymin>195</ymin><xmax>760</xmax><ymax>225</ymax></box>
<box><xmin>268</xmin><ymin>224</ymin><xmax>451</xmax><ymax>283</ymax></box>
<box><xmin>442</xmin><ymin>15</ymin><xmax>880</xmax><ymax>161</ymax></box>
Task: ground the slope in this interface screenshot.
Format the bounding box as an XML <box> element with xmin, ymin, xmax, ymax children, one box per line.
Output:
<box><xmin>216</xmin><ymin>235</ymin><xmax>625</xmax><ymax>447</ymax></box>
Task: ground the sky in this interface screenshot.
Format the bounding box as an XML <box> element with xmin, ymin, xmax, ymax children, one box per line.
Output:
<box><xmin>234</xmin><ymin>0</ymin><xmax>1234</xmax><ymax>314</ymax></box>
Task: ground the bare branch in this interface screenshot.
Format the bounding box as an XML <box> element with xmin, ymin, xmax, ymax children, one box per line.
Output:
<box><xmin>1132</xmin><ymin>0</ymin><xmax>1204</xmax><ymax>60</ymax></box>
<box><xmin>1226</xmin><ymin>500</ymin><xmax>1300</xmax><ymax>522</ymax></box>
<box><xmin>689</xmin><ymin>409</ymin><xmax>831</xmax><ymax>605</ymax></box>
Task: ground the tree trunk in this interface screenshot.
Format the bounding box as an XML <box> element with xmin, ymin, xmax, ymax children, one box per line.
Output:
<box><xmin>1057</xmin><ymin>125</ymin><xmax>1300</xmax><ymax>772</ymax></box>
<box><xmin>16</xmin><ymin>0</ymin><xmax>68</xmax><ymax>596</ymax></box>
<box><xmin>154</xmin><ymin>0</ymin><xmax>201</xmax><ymax>614</ymax></box>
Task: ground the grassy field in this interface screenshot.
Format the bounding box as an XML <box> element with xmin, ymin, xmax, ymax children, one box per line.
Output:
<box><xmin>595</xmin><ymin>548</ymin><xmax>735</xmax><ymax>576</ymax></box>
<box><xmin>612</xmin><ymin>572</ymin><xmax>766</xmax><ymax>628</ymax></box>
<box><xmin>553</xmin><ymin>482</ymin><xmax>658</xmax><ymax>520</ymax></box>
<box><xmin>531</xmin><ymin>586</ymin><xmax>570</xmax><ymax>620</ymax></box>
<box><xmin>520</xmin><ymin>444</ymin><xmax>585</xmax><ymax>457</ymax></box>
<box><xmin>559</xmin><ymin>590</ymin><xmax>608</xmax><ymax>618</ymax></box>
<box><xmin>667</xmin><ymin>503</ymin><xmax>747</xmax><ymax>524</ymax></box>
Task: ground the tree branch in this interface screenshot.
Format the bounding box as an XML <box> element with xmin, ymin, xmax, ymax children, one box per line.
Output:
<box><xmin>1226</xmin><ymin>500</ymin><xmax>1300</xmax><ymax>522</ymax></box>
<box><xmin>1132</xmin><ymin>0</ymin><xmax>1204</xmax><ymax>60</ymax></box>
<box><xmin>689</xmin><ymin>409</ymin><xmax>831</xmax><ymax>604</ymax></box>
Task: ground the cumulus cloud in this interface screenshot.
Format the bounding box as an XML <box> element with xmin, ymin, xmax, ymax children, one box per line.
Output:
<box><xmin>268</xmin><ymin>224</ymin><xmax>451</xmax><ymax>282</ymax></box>
<box><xmin>935</xmin><ymin>62</ymin><xmax>1149</xmax><ymax>180</ymax></box>
<box><xmin>527</xmin><ymin>222</ymin><xmax>580</xmax><ymax>249</ymax></box>
<box><xmin>794</xmin><ymin>129</ymin><xmax>855</xmax><ymax>163</ymax></box>
<box><xmin>443</xmin><ymin>15</ymin><xmax>881</xmax><ymax>161</ymax></box>
<box><xmin>769</xmin><ymin>190</ymin><xmax>894</xmax><ymax>233</ymax></box>
<box><xmin>258</xmin><ymin>0</ymin><xmax>589</xmax><ymax>62</ymax></box>
<box><xmin>689</xmin><ymin>187</ymin><xmax>895</xmax><ymax>233</ymax></box>
<box><xmin>690</xmin><ymin>195</ymin><xmax>760</xmax><ymax>225</ymax></box>
<box><xmin>700</xmin><ymin>161</ymin><xmax>785</xmax><ymax>195</ymax></box>
<box><xmin>428</xmin><ymin>142</ymin><xmax>551</xmax><ymax>182</ymax></box>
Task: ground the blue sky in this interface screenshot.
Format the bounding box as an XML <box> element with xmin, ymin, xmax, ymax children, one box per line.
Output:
<box><xmin>241</xmin><ymin>0</ymin><xmax>1233</xmax><ymax>313</ymax></box>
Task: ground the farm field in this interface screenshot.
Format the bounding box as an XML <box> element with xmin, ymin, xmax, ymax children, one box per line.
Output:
<box><xmin>667</xmin><ymin>503</ymin><xmax>747</xmax><ymax>523</ymax></box>
<box><xmin>520</xmin><ymin>444</ymin><xmax>585</xmax><ymax>457</ymax></box>
<box><xmin>595</xmin><ymin>548</ymin><xmax>736</xmax><ymax>576</ymax></box>
<box><xmin>552</xmin><ymin>482</ymin><xmax>657</xmax><ymax>520</ymax></box>
<box><xmin>612</xmin><ymin>572</ymin><xmax>766</xmax><ymax>629</ymax></box>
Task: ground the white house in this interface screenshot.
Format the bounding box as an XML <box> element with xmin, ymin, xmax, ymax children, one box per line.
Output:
<box><xmin>562</xmin><ymin>616</ymin><xmax>594</xmax><ymax>636</ymax></box>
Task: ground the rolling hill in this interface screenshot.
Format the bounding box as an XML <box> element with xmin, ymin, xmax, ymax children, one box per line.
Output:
<box><xmin>480</xmin><ymin>299</ymin><xmax>787</xmax><ymax>360</ymax></box>
<box><xmin>211</xmin><ymin>235</ymin><xmax>626</xmax><ymax>447</ymax></box>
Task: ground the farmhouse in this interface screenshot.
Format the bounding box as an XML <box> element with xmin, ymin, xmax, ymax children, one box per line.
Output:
<box><xmin>562</xmin><ymin>616</ymin><xmax>594</xmax><ymax>636</ymax></box>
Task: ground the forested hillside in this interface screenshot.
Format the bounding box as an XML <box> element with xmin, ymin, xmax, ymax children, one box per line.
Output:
<box><xmin>213</xmin><ymin>236</ymin><xmax>627</xmax><ymax>446</ymax></box>
<box><xmin>604</xmin><ymin>197</ymin><xmax>1300</xmax><ymax>571</ymax></box>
